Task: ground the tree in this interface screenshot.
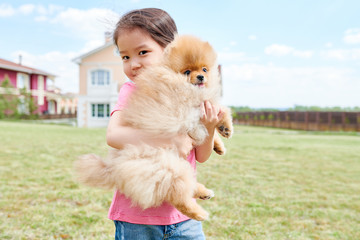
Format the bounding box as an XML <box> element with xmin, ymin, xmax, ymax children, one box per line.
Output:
<box><xmin>19</xmin><ymin>88</ymin><xmax>39</xmax><ymax>119</ymax></box>
<box><xmin>0</xmin><ymin>76</ymin><xmax>19</xmax><ymax>118</ymax></box>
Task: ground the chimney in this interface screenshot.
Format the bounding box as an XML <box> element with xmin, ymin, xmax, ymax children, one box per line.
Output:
<box><xmin>19</xmin><ymin>54</ymin><xmax>22</xmax><ymax>65</ymax></box>
<box><xmin>105</xmin><ymin>31</ymin><xmax>112</xmax><ymax>43</ymax></box>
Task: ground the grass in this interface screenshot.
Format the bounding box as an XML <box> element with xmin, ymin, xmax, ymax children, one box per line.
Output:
<box><xmin>1</xmin><ymin>121</ymin><xmax>359</xmax><ymax>239</ymax></box>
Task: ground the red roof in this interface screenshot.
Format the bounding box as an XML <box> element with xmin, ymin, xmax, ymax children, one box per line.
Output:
<box><xmin>0</xmin><ymin>58</ymin><xmax>55</xmax><ymax>77</ymax></box>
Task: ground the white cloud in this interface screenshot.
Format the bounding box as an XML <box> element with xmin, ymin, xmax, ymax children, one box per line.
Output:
<box><xmin>223</xmin><ymin>64</ymin><xmax>356</xmax><ymax>86</ymax></box>
<box><xmin>32</xmin><ymin>5</ymin><xmax>64</xmax><ymax>22</ymax></box>
<box><xmin>248</xmin><ymin>35</ymin><xmax>257</xmax><ymax>41</ymax></box>
<box><xmin>221</xmin><ymin>63</ymin><xmax>359</xmax><ymax>107</ymax></box>
<box><xmin>36</xmin><ymin>4</ymin><xmax>64</xmax><ymax>16</ymax></box>
<box><xmin>51</xmin><ymin>8</ymin><xmax>119</xmax><ymax>42</ymax></box>
<box><xmin>325</xmin><ymin>42</ymin><xmax>333</xmax><ymax>48</ymax></box>
<box><xmin>35</xmin><ymin>16</ymin><xmax>48</xmax><ymax>22</ymax></box>
<box><xmin>322</xmin><ymin>49</ymin><xmax>360</xmax><ymax>61</ymax></box>
<box><xmin>265</xmin><ymin>44</ymin><xmax>294</xmax><ymax>56</ymax></box>
<box><xmin>0</xmin><ymin>4</ymin><xmax>15</xmax><ymax>17</ymax></box>
<box><xmin>18</xmin><ymin>4</ymin><xmax>35</xmax><ymax>15</ymax></box>
<box><xmin>322</xmin><ymin>49</ymin><xmax>347</xmax><ymax>61</ymax></box>
<box><xmin>0</xmin><ymin>3</ymin><xmax>63</xmax><ymax>17</ymax></box>
<box><xmin>292</xmin><ymin>50</ymin><xmax>313</xmax><ymax>58</ymax></box>
<box><xmin>265</xmin><ymin>44</ymin><xmax>313</xmax><ymax>58</ymax></box>
<box><xmin>344</xmin><ymin>28</ymin><xmax>360</xmax><ymax>44</ymax></box>
<box><xmin>230</xmin><ymin>41</ymin><xmax>237</xmax><ymax>46</ymax></box>
<box><xmin>81</xmin><ymin>40</ymin><xmax>106</xmax><ymax>54</ymax></box>
<box><xmin>218</xmin><ymin>51</ymin><xmax>250</xmax><ymax>63</ymax></box>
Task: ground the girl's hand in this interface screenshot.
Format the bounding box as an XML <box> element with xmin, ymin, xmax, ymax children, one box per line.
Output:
<box><xmin>195</xmin><ymin>101</ymin><xmax>224</xmax><ymax>163</ymax></box>
<box><xmin>200</xmin><ymin>101</ymin><xmax>224</xmax><ymax>131</ymax></box>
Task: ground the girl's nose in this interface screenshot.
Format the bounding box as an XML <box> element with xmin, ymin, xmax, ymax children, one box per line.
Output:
<box><xmin>131</xmin><ymin>60</ymin><xmax>141</xmax><ymax>71</ymax></box>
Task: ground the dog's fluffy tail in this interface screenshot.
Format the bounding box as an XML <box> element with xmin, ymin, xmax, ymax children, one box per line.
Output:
<box><xmin>74</xmin><ymin>145</ymin><xmax>197</xmax><ymax>211</ymax></box>
<box><xmin>74</xmin><ymin>154</ymin><xmax>116</xmax><ymax>189</ymax></box>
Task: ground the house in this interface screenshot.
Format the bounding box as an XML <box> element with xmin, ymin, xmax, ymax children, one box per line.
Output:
<box><xmin>0</xmin><ymin>57</ymin><xmax>75</xmax><ymax>116</ymax></box>
<box><xmin>45</xmin><ymin>85</ymin><xmax>78</xmax><ymax>115</ymax></box>
<box><xmin>73</xmin><ymin>34</ymin><xmax>126</xmax><ymax>127</ymax></box>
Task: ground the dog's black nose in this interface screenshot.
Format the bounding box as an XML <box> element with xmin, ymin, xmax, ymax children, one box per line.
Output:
<box><xmin>197</xmin><ymin>75</ymin><xmax>204</xmax><ymax>82</ymax></box>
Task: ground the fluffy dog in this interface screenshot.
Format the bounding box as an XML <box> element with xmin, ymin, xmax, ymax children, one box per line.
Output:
<box><xmin>75</xmin><ymin>35</ymin><xmax>233</xmax><ymax>221</ymax></box>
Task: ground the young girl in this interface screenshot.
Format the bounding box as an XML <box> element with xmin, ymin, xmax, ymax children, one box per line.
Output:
<box><xmin>106</xmin><ymin>8</ymin><xmax>223</xmax><ymax>240</ymax></box>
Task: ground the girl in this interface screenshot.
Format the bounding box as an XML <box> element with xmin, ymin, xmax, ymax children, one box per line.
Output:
<box><xmin>106</xmin><ymin>8</ymin><xmax>223</xmax><ymax>240</ymax></box>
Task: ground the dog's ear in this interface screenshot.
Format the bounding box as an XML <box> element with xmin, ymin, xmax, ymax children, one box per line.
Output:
<box><xmin>163</xmin><ymin>44</ymin><xmax>174</xmax><ymax>59</ymax></box>
<box><xmin>163</xmin><ymin>34</ymin><xmax>179</xmax><ymax>59</ymax></box>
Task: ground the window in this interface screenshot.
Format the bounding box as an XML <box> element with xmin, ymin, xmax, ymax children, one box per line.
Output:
<box><xmin>17</xmin><ymin>73</ymin><xmax>29</xmax><ymax>89</ymax></box>
<box><xmin>48</xmin><ymin>101</ymin><xmax>55</xmax><ymax>114</ymax></box>
<box><xmin>91</xmin><ymin>70</ymin><xmax>110</xmax><ymax>85</ymax></box>
<box><xmin>98</xmin><ymin>104</ymin><xmax>104</xmax><ymax>117</ymax></box>
<box><xmin>18</xmin><ymin>98</ymin><xmax>26</xmax><ymax>114</ymax></box>
<box><xmin>18</xmin><ymin>75</ymin><xmax>25</xmax><ymax>88</ymax></box>
<box><xmin>91</xmin><ymin>103</ymin><xmax>110</xmax><ymax>118</ymax></box>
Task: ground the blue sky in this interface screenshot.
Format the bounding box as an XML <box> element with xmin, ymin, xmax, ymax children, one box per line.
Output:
<box><xmin>1</xmin><ymin>0</ymin><xmax>359</xmax><ymax>108</ymax></box>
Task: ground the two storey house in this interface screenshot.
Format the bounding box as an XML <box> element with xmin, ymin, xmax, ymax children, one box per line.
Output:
<box><xmin>0</xmin><ymin>58</ymin><xmax>60</xmax><ymax>115</ymax></box>
<box><xmin>73</xmin><ymin>35</ymin><xmax>126</xmax><ymax>127</ymax></box>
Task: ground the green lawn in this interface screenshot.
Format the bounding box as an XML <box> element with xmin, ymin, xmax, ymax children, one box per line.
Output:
<box><xmin>1</xmin><ymin>121</ymin><xmax>359</xmax><ymax>239</ymax></box>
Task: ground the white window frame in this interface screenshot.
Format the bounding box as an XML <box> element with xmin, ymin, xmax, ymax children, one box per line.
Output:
<box><xmin>91</xmin><ymin>103</ymin><xmax>110</xmax><ymax>118</ymax></box>
<box><xmin>38</xmin><ymin>76</ymin><xmax>44</xmax><ymax>90</ymax></box>
<box><xmin>17</xmin><ymin>73</ymin><xmax>30</xmax><ymax>90</ymax></box>
<box><xmin>90</xmin><ymin>69</ymin><xmax>110</xmax><ymax>86</ymax></box>
<box><xmin>38</xmin><ymin>76</ymin><xmax>44</xmax><ymax>105</ymax></box>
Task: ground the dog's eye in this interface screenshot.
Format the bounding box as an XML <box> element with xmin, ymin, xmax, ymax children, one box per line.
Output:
<box><xmin>184</xmin><ymin>70</ymin><xmax>191</xmax><ymax>75</ymax></box>
<box><xmin>202</xmin><ymin>67</ymin><xmax>207</xmax><ymax>73</ymax></box>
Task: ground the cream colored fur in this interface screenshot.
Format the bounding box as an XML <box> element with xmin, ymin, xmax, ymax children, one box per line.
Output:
<box><xmin>75</xmin><ymin>35</ymin><xmax>233</xmax><ymax>221</ymax></box>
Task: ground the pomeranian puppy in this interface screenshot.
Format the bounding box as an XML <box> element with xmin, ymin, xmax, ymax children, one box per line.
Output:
<box><xmin>75</xmin><ymin>35</ymin><xmax>233</xmax><ymax>221</ymax></box>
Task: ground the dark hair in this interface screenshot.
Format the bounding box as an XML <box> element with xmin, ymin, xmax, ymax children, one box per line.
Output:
<box><xmin>113</xmin><ymin>8</ymin><xmax>178</xmax><ymax>48</ymax></box>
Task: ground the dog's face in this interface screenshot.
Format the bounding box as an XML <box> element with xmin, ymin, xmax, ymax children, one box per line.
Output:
<box><xmin>163</xmin><ymin>35</ymin><xmax>217</xmax><ymax>88</ymax></box>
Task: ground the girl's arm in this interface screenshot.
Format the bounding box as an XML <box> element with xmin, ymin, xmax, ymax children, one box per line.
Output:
<box><xmin>107</xmin><ymin>111</ymin><xmax>194</xmax><ymax>159</ymax></box>
<box><xmin>195</xmin><ymin>101</ymin><xmax>224</xmax><ymax>163</ymax></box>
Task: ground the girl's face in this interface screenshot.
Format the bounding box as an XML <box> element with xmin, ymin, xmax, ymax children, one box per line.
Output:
<box><xmin>116</xmin><ymin>28</ymin><xmax>165</xmax><ymax>81</ymax></box>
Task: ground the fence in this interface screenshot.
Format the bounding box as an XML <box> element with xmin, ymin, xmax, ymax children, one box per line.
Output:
<box><xmin>38</xmin><ymin>113</ymin><xmax>76</xmax><ymax>120</ymax></box>
<box><xmin>234</xmin><ymin>111</ymin><xmax>360</xmax><ymax>132</ymax></box>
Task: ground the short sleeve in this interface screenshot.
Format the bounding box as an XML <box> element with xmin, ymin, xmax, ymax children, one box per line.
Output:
<box><xmin>111</xmin><ymin>82</ymin><xmax>136</xmax><ymax>116</ymax></box>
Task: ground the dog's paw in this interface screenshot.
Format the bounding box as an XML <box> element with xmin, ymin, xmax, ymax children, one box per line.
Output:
<box><xmin>218</xmin><ymin>124</ymin><xmax>232</xmax><ymax>138</ymax></box>
<box><xmin>199</xmin><ymin>189</ymin><xmax>214</xmax><ymax>200</ymax></box>
<box><xmin>213</xmin><ymin>146</ymin><xmax>226</xmax><ymax>155</ymax></box>
<box><xmin>193</xmin><ymin>210</ymin><xmax>209</xmax><ymax>221</ymax></box>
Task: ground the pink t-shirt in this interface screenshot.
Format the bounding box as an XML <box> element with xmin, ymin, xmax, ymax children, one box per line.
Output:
<box><xmin>108</xmin><ymin>81</ymin><xmax>196</xmax><ymax>225</ymax></box>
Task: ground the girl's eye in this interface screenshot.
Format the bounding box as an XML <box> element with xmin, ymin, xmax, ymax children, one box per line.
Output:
<box><xmin>122</xmin><ymin>56</ymin><xmax>129</xmax><ymax>60</ymax></box>
<box><xmin>139</xmin><ymin>51</ymin><xmax>148</xmax><ymax>55</ymax></box>
<box><xmin>184</xmin><ymin>70</ymin><xmax>191</xmax><ymax>75</ymax></box>
<box><xmin>202</xmin><ymin>67</ymin><xmax>207</xmax><ymax>72</ymax></box>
